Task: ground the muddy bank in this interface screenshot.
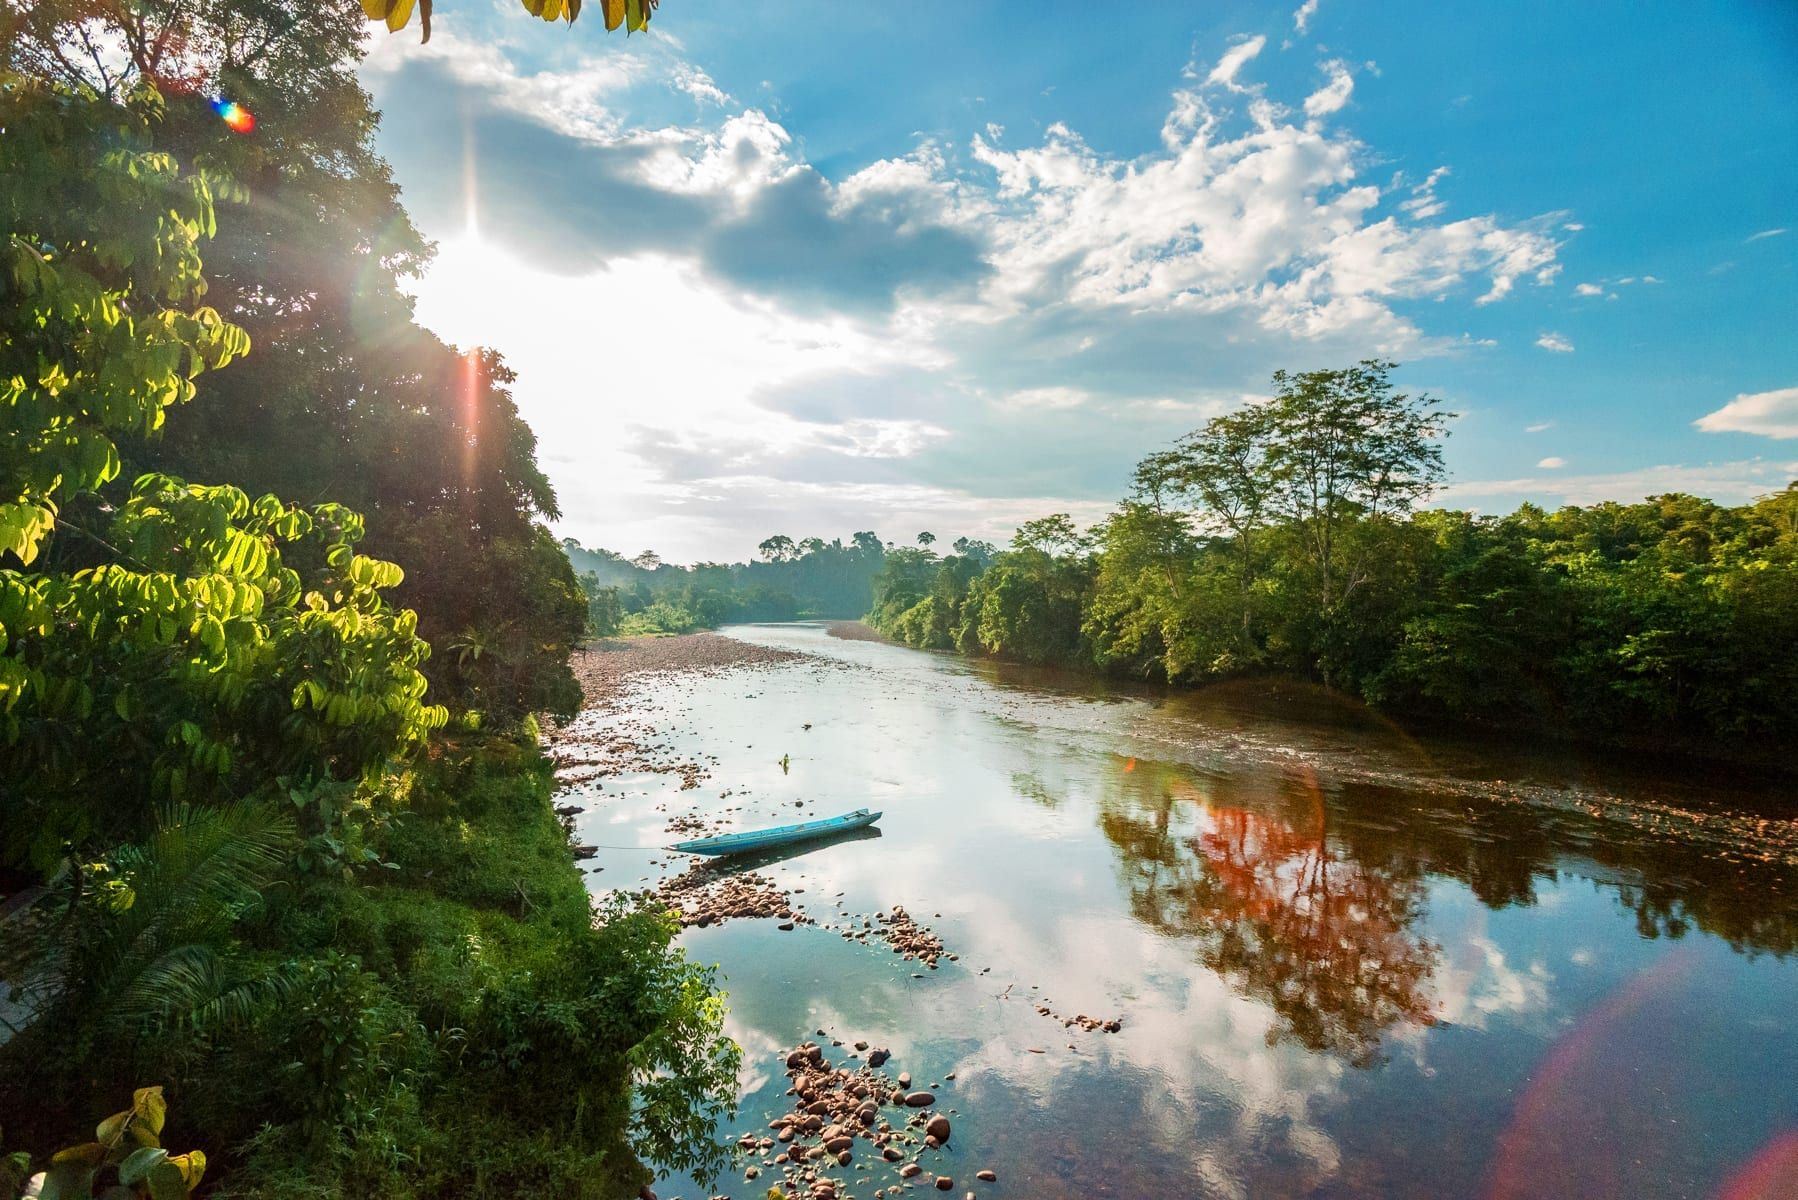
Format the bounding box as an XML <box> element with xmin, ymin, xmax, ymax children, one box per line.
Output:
<box><xmin>547</xmin><ymin>634</ymin><xmax>823</xmax><ymax>797</ymax></box>
<box><xmin>824</xmin><ymin>620</ymin><xmax>892</xmax><ymax>644</ymax></box>
<box><xmin>569</xmin><ymin>633</ymin><xmax>818</xmax><ymax>711</ymax></box>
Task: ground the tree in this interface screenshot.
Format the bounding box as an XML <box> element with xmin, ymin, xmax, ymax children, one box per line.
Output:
<box><xmin>758</xmin><ymin>534</ymin><xmax>797</xmax><ymax>564</ymax></box>
<box><xmin>916</xmin><ymin>531</ymin><xmax>936</xmax><ymax>549</ymax></box>
<box><xmin>1261</xmin><ymin>360</ymin><xmax>1451</xmax><ymax>620</ymax></box>
<box><xmin>1011</xmin><ymin>513</ymin><xmax>1091</xmax><ymax>556</ymax></box>
<box><xmin>6</xmin><ymin>1</ymin><xmax>588</xmax><ymax>724</ymax></box>
<box><xmin>951</xmin><ymin>537</ymin><xmax>996</xmax><ymax>566</ymax></box>
<box><xmin>1</xmin><ymin>75</ymin><xmax>740</xmax><ymax>1198</ymax></box>
<box><xmin>1</xmin><ymin>78</ymin><xmax>445</xmax><ymax>871</ymax></box>
<box><xmin>8</xmin><ymin>0</ymin><xmax>374</xmax><ymax>101</ymax></box>
<box><xmin>1137</xmin><ymin>405</ymin><xmax>1276</xmax><ymax>648</ymax></box>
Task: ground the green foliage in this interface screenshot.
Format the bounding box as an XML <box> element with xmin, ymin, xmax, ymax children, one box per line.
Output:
<box><xmin>26</xmin><ymin>1086</ymin><xmax>208</xmax><ymax>1200</ymax></box>
<box><xmin>872</xmin><ymin>363</ymin><xmax>1798</xmax><ymax>759</ymax></box>
<box><xmin>10</xmin><ymin>802</ymin><xmax>294</xmax><ymax>1071</ymax></box>
<box><xmin>0</xmin><ymin>66</ymin><xmax>736</xmax><ymax>1200</ymax></box>
<box><xmin>4</xmin><ymin>472</ymin><xmax>446</xmax><ymax>868</ymax></box>
<box><xmin>869</xmin><ymin>528</ymin><xmax>1091</xmax><ymax>664</ymax></box>
<box><xmin>194</xmin><ymin>744</ymin><xmax>739</xmax><ymax>1198</ymax></box>
<box><xmin>619</xmin><ymin>600</ymin><xmax>705</xmax><ymax>636</ymax></box>
<box><xmin>3</xmin><ymin>738</ymin><xmax>742</xmax><ymax>1199</ymax></box>
<box><xmin>5</xmin><ymin>3</ymin><xmax>589</xmax><ymax>726</ymax></box>
<box><xmin>0</xmin><ymin>82</ymin><xmax>247</xmax><ymax>568</ymax></box>
<box><xmin>584</xmin><ymin>581</ymin><xmax>624</xmax><ymax>637</ymax></box>
<box><xmin>0</xmin><ymin>80</ymin><xmax>445</xmax><ymax>869</ymax></box>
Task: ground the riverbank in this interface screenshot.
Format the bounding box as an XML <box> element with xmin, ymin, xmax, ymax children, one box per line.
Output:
<box><xmin>863</xmin><ymin>606</ymin><xmax>1798</xmax><ymax>778</ymax></box>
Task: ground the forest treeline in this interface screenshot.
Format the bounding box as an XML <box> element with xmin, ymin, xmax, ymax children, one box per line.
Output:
<box><xmin>871</xmin><ymin>363</ymin><xmax>1798</xmax><ymax>758</ymax></box>
<box><xmin>564</xmin><ymin>531</ymin><xmax>902</xmax><ymax>635</ymax></box>
<box><xmin>0</xmin><ymin>6</ymin><xmax>733</xmax><ymax>1198</ymax></box>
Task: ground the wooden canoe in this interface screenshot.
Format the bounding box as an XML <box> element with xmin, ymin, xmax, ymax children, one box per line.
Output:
<box><xmin>669</xmin><ymin>808</ymin><xmax>882</xmax><ymax>856</ymax></box>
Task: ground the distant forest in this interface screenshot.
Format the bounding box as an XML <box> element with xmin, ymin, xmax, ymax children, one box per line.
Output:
<box><xmin>565</xmin><ymin>532</ymin><xmax>926</xmax><ymax>635</ymax></box>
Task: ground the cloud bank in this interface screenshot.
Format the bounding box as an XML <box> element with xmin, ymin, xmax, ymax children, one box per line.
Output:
<box><xmin>365</xmin><ymin>25</ymin><xmax>1578</xmax><ymax>559</ymax></box>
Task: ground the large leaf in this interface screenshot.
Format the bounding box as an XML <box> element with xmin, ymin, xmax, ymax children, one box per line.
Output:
<box><xmin>131</xmin><ymin>1086</ymin><xmax>167</xmax><ymax>1140</ymax></box>
<box><xmin>117</xmin><ymin>1146</ymin><xmax>169</xmax><ymax>1186</ymax></box>
<box><xmin>362</xmin><ymin>0</ymin><xmax>650</xmax><ymax>38</ymax></box>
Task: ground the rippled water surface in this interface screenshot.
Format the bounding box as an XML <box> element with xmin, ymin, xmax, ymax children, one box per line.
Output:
<box><xmin>566</xmin><ymin>623</ymin><xmax>1798</xmax><ymax>1200</ymax></box>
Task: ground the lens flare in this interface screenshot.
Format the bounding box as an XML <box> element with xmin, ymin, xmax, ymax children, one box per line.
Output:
<box><xmin>211</xmin><ymin>97</ymin><xmax>256</xmax><ymax>134</ymax></box>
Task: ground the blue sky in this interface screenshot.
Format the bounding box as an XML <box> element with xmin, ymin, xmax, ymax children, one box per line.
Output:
<box><xmin>362</xmin><ymin>0</ymin><xmax>1798</xmax><ymax>561</ymax></box>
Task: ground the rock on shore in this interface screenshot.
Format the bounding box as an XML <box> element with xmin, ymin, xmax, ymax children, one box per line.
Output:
<box><xmin>752</xmin><ymin>1042</ymin><xmax>973</xmax><ymax>1200</ymax></box>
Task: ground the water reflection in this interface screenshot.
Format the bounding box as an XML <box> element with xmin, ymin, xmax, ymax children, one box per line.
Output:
<box><xmin>1099</xmin><ymin>760</ymin><xmax>1439</xmax><ymax>1065</ymax></box>
<box><xmin>584</xmin><ymin>623</ymin><xmax>1798</xmax><ymax>1200</ymax></box>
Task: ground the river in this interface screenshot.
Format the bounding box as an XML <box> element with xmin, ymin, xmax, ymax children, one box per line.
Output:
<box><xmin>560</xmin><ymin>622</ymin><xmax>1798</xmax><ymax>1200</ymax></box>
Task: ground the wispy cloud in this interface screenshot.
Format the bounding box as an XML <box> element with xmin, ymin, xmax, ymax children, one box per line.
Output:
<box><xmin>1535</xmin><ymin>331</ymin><xmax>1574</xmax><ymax>353</ymax></box>
<box><xmin>1525</xmin><ymin>421</ymin><xmax>1555</xmax><ymax>433</ymax></box>
<box><xmin>1303</xmin><ymin>60</ymin><xmax>1355</xmax><ymax>120</ymax></box>
<box><xmin>1746</xmin><ymin>227</ymin><xmax>1788</xmax><ymax>243</ymax></box>
<box><xmin>1536</xmin><ymin>456</ymin><xmax>1566</xmax><ymax>469</ymax></box>
<box><xmin>1400</xmin><ymin>167</ymin><xmax>1450</xmax><ymax>219</ymax></box>
<box><xmin>1206</xmin><ymin>36</ymin><xmax>1267</xmax><ymax>91</ymax></box>
<box><xmin>1293</xmin><ymin>0</ymin><xmax>1321</xmax><ymax>35</ymax></box>
<box><xmin>1443</xmin><ymin>459</ymin><xmax>1798</xmax><ymax>506</ymax></box>
<box><xmin>672</xmin><ymin>63</ymin><xmax>729</xmax><ymax>105</ymax></box>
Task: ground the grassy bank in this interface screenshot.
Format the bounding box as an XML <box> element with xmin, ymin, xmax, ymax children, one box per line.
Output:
<box><xmin>0</xmin><ymin>736</ymin><xmax>737</xmax><ymax>1199</ymax></box>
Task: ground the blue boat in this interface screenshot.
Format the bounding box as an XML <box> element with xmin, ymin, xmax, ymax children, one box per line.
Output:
<box><xmin>669</xmin><ymin>808</ymin><xmax>882</xmax><ymax>856</ymax></box>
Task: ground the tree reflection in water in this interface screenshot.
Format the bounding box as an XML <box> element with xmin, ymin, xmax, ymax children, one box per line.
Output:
<box><xmin>1096</xmin><ymin>746</ymin><xmax>1798</xmax><ymax>1072</ymax></box>
<box><xmin>1100</xmin><ymin>761</ymin><xmax>1439</xmax><ymax>1065</ymax></box>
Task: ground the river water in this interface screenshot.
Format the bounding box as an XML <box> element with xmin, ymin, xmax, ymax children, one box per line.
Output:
<box><xmin>565</xmin><ymin>623</ymin><xmax>1798</xmax><ymax>1200</ymax></box>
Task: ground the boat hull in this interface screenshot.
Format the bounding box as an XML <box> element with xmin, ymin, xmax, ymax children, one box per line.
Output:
<box><xmin>670</xmin><ymin>808</ymin><xmax>881</xmax><ymax>856</ymax></box>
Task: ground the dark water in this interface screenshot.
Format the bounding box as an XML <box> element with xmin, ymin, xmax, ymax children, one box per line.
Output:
<box><xmin>565</xmin><ymin>623</ymin><xmax>1798</xmax><ymax>1200</ymax></box>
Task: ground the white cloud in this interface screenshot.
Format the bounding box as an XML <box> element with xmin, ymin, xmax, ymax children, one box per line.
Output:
<box><xmin>671</xmin><ymin>62</ymin><xmax>729</xmax><ymax>105</ymax></box>
<box><xmin>1443</xmin><ymin>459</ymin><xmax>1798</xmax><ymax>506</ymax></box>
<box><xmin>1746</xmin><ymin>227</ymin><xmax>1788</xmax><ymax>242</ymax></box>
<box><xmin>361</xmin><ymin>28</ymin><xmax>645</xmax><ymax>141</ymax></box>
<box><xmin>376</xmin><ymin>31</ymin><xmax>1576</xmax><ymax>557</ymax></box>
<box><xmin>1400</xmin><ymin>167</ymin><xmax>1450</xmax><ymax>219</ymax></box>
<box><xmin>1525</xmin><ymin>421</ymin><xmax>1554</xmax><ymax>433</ymax></box>
<box><xmin>639</xmin><ymin>109</ymin><xmax>798</xmax><ymax>198</ymax></box>
<box><xmin>1206</xmin><ymin>36</ymin><xmax>1267</xmax><ymax>91</ymax></box>
<box><xmin>1536</xmin><ymin>456</ymin><xmax>1566</xmax><ymax>469</ymax></box>
<box><xmin>967</xmin><ymin>81</ymin><xmax>1563</xmax><ymax>339</ymax></box>
<box><xmin>1571</xmin><ymin>274</ymin><xmax>1661</xmax><ymax>301</ymax></box>
<box><xmin>1293</xmin><ymin>0</ymin><xmax>1320</xmax><ymax>35</ymax></box>
<box><xmin>1303</xmin><ymin>60</ymin><xmax>1354</xmax><ymax>120</ymax></box>
<box><xmin>1694</xmin><ymin>386</ymin><xmax>1798</xmax><ymax>439</ymax></box>
<box><xmin>1535</xmin><ymin>331</ymin><xmax>1574</xmax><ymax>352</ymax></box>
<box><xmin>1000</xmin><ymin>386</ymin><xmax>1091</xmax><ymax>411</ymax></box>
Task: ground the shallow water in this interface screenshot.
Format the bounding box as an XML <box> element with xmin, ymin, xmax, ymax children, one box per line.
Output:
<box><xmin>565</xmin><ymin>623</ymin><xmax>1798</xmax><ymax>1200</ymax></box>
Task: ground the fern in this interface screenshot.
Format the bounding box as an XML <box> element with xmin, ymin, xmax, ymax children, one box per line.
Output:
<box><xmin>23</xmin><ymin>801</ymin><xmax>295</xmax><ymax>1047</ymax></box>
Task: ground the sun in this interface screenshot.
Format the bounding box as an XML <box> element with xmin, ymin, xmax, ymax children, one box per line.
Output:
<box><xmin>413</xmin><ymin>230</ymin><xmax>529</xmax><ymax>348</ymax></box>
